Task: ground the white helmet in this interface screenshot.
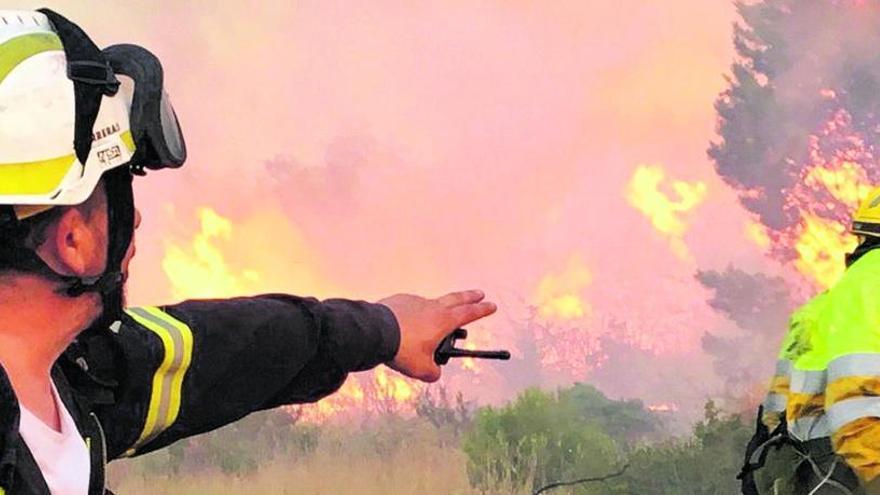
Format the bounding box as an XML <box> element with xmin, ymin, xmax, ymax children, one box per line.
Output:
<box><xmin>0</xmin><ymin>10</ymin><xmax>136</xmax><ymax>217</ymax></box>
<box><xmin>0</xmin><ymin>9</ymin><xmax>186</xmax><ymax>319</ymax></box>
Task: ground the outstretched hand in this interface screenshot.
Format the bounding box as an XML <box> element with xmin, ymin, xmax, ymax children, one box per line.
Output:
<box><xmin>378</xmin><ymin>290</ymin><xmax>497</xmax><ymax>383</ymax></box>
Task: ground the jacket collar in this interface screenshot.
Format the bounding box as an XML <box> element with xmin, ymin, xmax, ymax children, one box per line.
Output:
<box><xmin>0</xmin><ymin>326</ymin><xmax>116</xmax><ymax>489</ymax></box>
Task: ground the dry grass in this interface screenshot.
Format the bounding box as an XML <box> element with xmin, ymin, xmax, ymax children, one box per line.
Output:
<box><xmin>110</xmin><ymin>449</ymin><xmax>475</xmax><ymax>495</ymax></box>
<box><xmin>106</xmin><ymin>422</ymin><xmax>532</xmax><ymax>495</ymax></box>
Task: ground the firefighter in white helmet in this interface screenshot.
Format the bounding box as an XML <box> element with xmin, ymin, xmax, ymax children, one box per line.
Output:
<box><xmin>0</xmin><ymin>9</ymin><xmax>497</xmax><ymax>494</ymax></box>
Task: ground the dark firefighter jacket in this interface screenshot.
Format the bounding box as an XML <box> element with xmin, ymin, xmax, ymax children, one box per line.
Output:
<box><xmin>0</xmin><ymin>294</ymin><xmax>401</xmax><ymax>494</ymax></box>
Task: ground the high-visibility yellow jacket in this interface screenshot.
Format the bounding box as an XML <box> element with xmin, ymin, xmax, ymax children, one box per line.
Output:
<box><xmin>816</xmin><ymin>248</ymin><xmax>880</xmax><ymax>486</ymax></box>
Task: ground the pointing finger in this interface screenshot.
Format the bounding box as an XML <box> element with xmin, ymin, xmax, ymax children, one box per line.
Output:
<box><xmin>436</xmin><ymin>290</ymin><xmax>485</xmax><ymax>308</ymax></box>
<box><xmin>449</xmin><ymin>301</ymin><xmax>497</xmax><ymax>328</ymax></box>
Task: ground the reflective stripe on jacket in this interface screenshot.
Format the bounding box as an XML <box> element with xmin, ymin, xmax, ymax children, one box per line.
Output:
<box><xmin>761</xmin><ymin>292</ymin><xmax>829</xmax><ymax>439</ymax></box>
<box><xmin>0</xmin><ymin>295</ymin><xmax>401</xmax><ymax>494</ymax></box>
<box><xmin>817</xmin><ymin>249</ymin><xmax>880</xmax><ymax>484</ymax></box>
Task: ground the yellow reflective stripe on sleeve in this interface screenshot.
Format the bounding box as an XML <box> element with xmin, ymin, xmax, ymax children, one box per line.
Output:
<box><xmin>123</xmin><ymin>306</ymin><xmax>194</xmax><ymax>456</ymax></box>
<box><xmin>0</xmin><ymin>32</ymin><xmax>63</xmax><ymax>85</ymax></box>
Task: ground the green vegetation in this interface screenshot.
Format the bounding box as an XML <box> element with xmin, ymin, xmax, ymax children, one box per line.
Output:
<box><xmin>614</xmin><ymin>401</ymin><xmax>753</xmax><ymax>495</ymax></box>
<box><xmin>109</xmin><ymin>384</ymin><xmax>753</xmax><ymax>495</ymax></box>
<box><xmin>461</xmin><ymin>384</ymin><xmax>652</xmax><ymax>493</ymax></box>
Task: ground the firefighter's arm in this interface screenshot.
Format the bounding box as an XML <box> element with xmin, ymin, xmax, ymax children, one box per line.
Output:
<box><xmin>100</xmin><ymin>294</ymin><xmax>401</xmax><ymax>459</ymax></box>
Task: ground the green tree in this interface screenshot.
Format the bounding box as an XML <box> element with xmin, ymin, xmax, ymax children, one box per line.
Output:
<box><xmin>463</xmin><ymin>384</ymin><xmax>655</xmax><ymax>494</ymax></box>
<box><xmin>611</xmin><ymin>401</ymin><xmax>752</xmax><ymax>495</ymax></box>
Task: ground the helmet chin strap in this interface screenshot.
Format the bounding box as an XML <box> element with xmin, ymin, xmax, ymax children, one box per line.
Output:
<box><xmin>52</xmin><ymin>168</ymin><xmax>133</xmax><ymax>331</ymax></box>
<box><xmin>69</xmin><ymin>167</ymin><xmax>135</xmax><ymax>327</ymax></box>
<box><xmin>845</xmin><ymin>235</ymin><xmax>880</xmax><ymax>268</ymax></box>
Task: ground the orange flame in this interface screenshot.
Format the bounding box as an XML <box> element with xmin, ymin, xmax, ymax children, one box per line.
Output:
<box><xmin>460</xmin><ymin>341</ymin><xmax>480</xmax><ymax>373</ymax></box>
<box><xmin>161</xmin><ymin>206</ymin><xmax>327</xmax><ymax>300</ymax></box>
<box><xmin>161</xmin><ymin>206</ymin><xmax>434</xmax><ymax>423</ymax></box>
<box><xmin>647</xmin><ymin>402</ymin><xmax>679</xmax><ymax>412</ymax></box>
<box><xmin>793</xmin><ymin>214</ymin><xmax>856</xmax><ymax>288</ymax></box>
<box><xmin>745</xmin><ymin>220</ymin><xmax>771</xmax><ymax>249</ymax></box>
<box><xmin>803</xmin><ymin>161</ymin><xmax>871</xmax><ymax>209</ymax></box>
<box><xmin>625</xmin><ymin>165</ymin><xmax>707</xmax><ymax>260</ymax></box>
<box><xmin>534</xmin><ymin>255</ymin><xmax>591</xmax><ymax>321</ymax></box>
<box><xmin>374</xmin><ymin>367</ymin><xmax>416</xmax><ymax>403</ymax></box>
<box><xmin>162</xmin><ymin>208</ymin><xmax>253</xmax><ymax>300</ymax></box>
<box><xmin>773</xmin><ymin>110</ymin><xmax>875</xmax><ymax>288</ymax></box>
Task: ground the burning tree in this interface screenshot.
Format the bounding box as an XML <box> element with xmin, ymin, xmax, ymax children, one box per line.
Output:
<box><xmin>710</xmin><ymin>0</ymin><xmax>880</xmax><ymax>288</ymax></box>
<box><xmin>696</xmin><ymin>0</ymin><xmax>880</xmax><ymax>404</ymax></box>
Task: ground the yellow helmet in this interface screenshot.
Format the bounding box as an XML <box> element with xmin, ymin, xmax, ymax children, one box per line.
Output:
<box><xmin>852</xmin><ymin>186</ymin><xmax>880</xmax><ymax>237</ymax></box>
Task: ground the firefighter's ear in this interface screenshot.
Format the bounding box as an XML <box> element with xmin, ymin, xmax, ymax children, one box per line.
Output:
<box><xmin>36</xmin><ymin>184</ymin><xmax>109</xmax><ymax>279</ymax></box>
<box><xmin>51</xmin><ymin>208</ymin><xmax>98</xmax><ymax>277</ymax></box>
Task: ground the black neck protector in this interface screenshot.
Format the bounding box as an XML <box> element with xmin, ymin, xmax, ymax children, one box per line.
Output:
<box><xmin>845</xmin><ymin>235</ymin><xmax>880</xmax><ymax>268</ymax></box>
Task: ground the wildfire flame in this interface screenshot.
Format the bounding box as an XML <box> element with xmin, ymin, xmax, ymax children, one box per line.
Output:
<box><xmin>803</xmin><ymin>161</ymin><xmax>871</xmax><ymax>211</ymax></box>
<box><xmin>162</xmin><ymin>208</ymin><xmax>256</xmax><ymax>300</ymax></box>
<box><xmin>534</xmin><ymin>255</ymin><xmax>591</xmax><ymax>321</ymax></box>
<box><xmin>161</xmin><ymin>206</ymin><xmax>430</xmax><ymax>422</ymax></box>
<box><xmin>374</xmin><ymin>367</ymin><xmax>416</xmax><ymax>403</ymax></box>
<box><xmin>298</xmin><ymin>368</ymin><xmax>423</xmax><ymax>423</ymax></box>
<box><xmin>793</xmin><ymin>214</ymin><xmax>856</xmax><ymax>289</ymax></box>
<box><xmin>460</xmin><ymin>341</ymin><xmax>480</xmax><ymax>373</ymax></box>
<box><xmin>647</xmin><ymin>402</ymin><xmax>679</xmax><ymax>413</ymax></box>
<box><xmin>745</xmin><ymin>220</ymin><xmax>771</xmax><ymax>249</ymax></box>
<box><xmin>625</xmin><ymin>165</ymin><xmax>708</xmax><ymax>261</ymax></box>
<box><xmin>780</xmin><ymin>110</ymin><xmax>874</xmax><ymax>288</ymax></box>
<box><xmin>161</xmin><ymin>206</ymin><xmax>327</xmax><ymax>300</ymax></box>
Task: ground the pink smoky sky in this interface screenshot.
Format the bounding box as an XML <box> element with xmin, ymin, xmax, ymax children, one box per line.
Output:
<box><xmin>23</xmin><ymin>1</ymin><xmax>778</xmax><ymax>411</ymax></box>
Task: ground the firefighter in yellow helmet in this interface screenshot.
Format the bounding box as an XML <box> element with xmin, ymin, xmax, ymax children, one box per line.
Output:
<box><xmin>741</xmin><ymin>186</ymin><xmax>880</xmax><ymax>494</ymax></box>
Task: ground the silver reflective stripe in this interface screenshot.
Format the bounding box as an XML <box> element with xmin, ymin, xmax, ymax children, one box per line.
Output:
<box><xmin>827</xmin><ymin>353</ymin><xmax>880</xmax><ymax>381</ymax></box>
<box><xmin>790</xmin><ymin>369</ymin><xmax>826</xmax><ymax>394</ymax></box>
<box><xmin>827</xmin><ymin>397</ymin><xmax>880</xmax><ymax>432</ymax></box>
<box><xmin>775</xmin><ymin>359</ymin><xmax>792</xmax><ymax>376</ymax></box>
<box><xmin>763</xmin><ymin>393</ymin><xmax>787</xmax><ymax>412</ymax></box>
<box><xmin>789</xmin><ymin>415</ymin><xmax>831</xmax><ymax>441</ymax></box>
<box><xmin>123</xmin><ymin>307</ymin><xmax>194</xmax><ymax>457</ymax></box>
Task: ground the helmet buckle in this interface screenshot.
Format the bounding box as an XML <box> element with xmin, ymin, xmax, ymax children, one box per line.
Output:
<box><xmin>67</xmin><ymin>60</ymin><xmax>120</xmax><ymax>96</ymax></box>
